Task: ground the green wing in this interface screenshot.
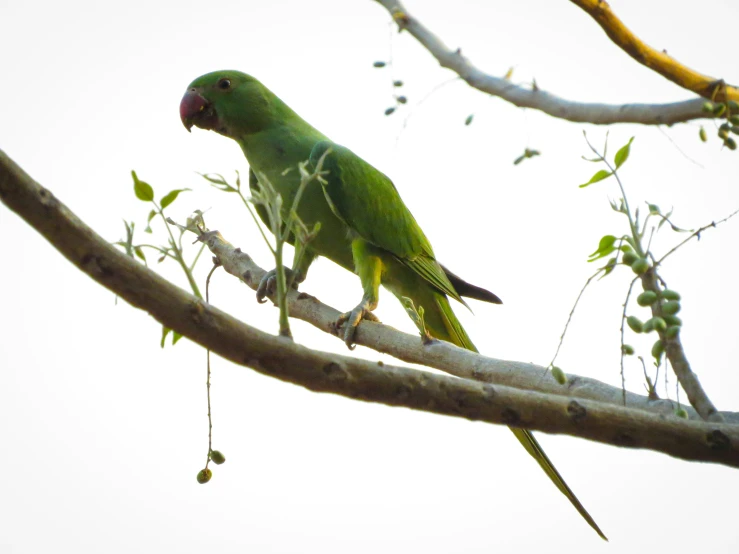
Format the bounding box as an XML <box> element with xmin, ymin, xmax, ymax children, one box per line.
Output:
<box><xmin>310</xmin><ymin>141</ymin><xmax>463</xmax><ymax>304</ymax></box>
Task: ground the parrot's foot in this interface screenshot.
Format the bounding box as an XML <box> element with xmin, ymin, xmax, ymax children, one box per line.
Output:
<box><xmin>256</xmin><ymin>268</ymin><xmax>301</xmax><ymax>304</ymax></box>
<box><xmin>336</xmin><ymin>300</ymin><xmax>380</xmax><ymax>350</ymax></box>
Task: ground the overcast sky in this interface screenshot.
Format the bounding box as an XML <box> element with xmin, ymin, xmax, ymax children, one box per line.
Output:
<box><xmin>2</xmin><ymin>0</ymin><xmax>739</xmax><ymax>552</ymax></box>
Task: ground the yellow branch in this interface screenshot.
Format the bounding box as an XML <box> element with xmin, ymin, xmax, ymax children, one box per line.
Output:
<box><xmin>571</xmin><ymin>0</ymin><xmax>738</xmax><ymax>103</ymax></box>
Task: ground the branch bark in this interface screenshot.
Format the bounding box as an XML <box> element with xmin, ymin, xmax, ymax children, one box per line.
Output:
<box><xmin>570</xmin><ymin>0</ymin><xmax>738</xmax><ymax>104</ymax></box>
<box><xmin>2</xmin><ymin>149</ymin><xmax>739</xmax><ymax>468</ymax></box>
<box><xmin>372</xmin><ymin>0</ymin><xmax>730</xmax><ymax>125</ymax></box>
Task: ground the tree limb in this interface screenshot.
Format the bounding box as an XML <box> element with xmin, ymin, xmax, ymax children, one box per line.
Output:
<box><xmin>372</xmin><ymin>0</ymin><xmax>720</xmax><ymax>125</ymax></box>
<box><xmin>2</xmin><ymin>150</ymin><xmax>739</xmax><ymax>467</ymax></box>
<box><xmin>200</xmin><ymin>229</ymin><xmax>739</xmax><ymax>424</ymax></box>
<box><xmin>570</xmin><ymin>0</ymin><xmax>738</xmax><ymax>104</ymax></box>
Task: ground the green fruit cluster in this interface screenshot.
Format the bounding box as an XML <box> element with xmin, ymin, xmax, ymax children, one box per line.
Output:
<box><xmin>702</xmin><ymin>101</ymin><xmax>739</xmax><ymax>150</ymax></box>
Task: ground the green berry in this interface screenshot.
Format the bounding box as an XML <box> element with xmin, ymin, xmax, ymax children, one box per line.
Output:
<box><xmin>637</xmin><ymin>291</ymin><xmax>658</xmax><ymax>306</ymax></box>
<box><xmin>643</xmin><ymin>317</ymin><xmax>666</xmax><ymax>333</ymax></box>
<box><xmin>713</xmin><ymin>103</ymin><xmax>727</xmax><ymax>117</ymax></box>
<box><xmin>384</xmin><ymin>107</ymin><xmax>396</xmax><ymax>116</ymax></box>
<box><xmin>728</xmin><ymin>100</ymin><xmax>739</xmax><ymax>112</ymax></box>
<box><xmin>663</xmin><ymin>315</ymin><xmax>683</xmax><ymax>327</ymax></box>
<box><xmin>197</xmin><ymin>468</ymin><xmax>212</xmax><ymax>484</ymax></box>
<box><xmin>622</xmin><ymin>344</ymin><xmax>635</xmax><ymax>355</ymax></box>
<box><xmin>662</xmin><ymin>289</ymin><xmax>681</xmax><ymax>301</ymax></box>
<box><xmin>393</xmin><ymin>80</ymin><xmax>403</xmax><ymax>87</ymax></box>
<box><xmin>210</xmin><ymin>450</ymin><xmax>226</xmax><ymax>465</ymax></box>
<box><xmin>373</xmin><ymin>61</ymin><xmax>386</xmax><ymax>68</ymax></box>
<box><xmin>662</xmin><ymin>301</ymin><xmax>681</xmax><ymax>315</ymax></box>
<box><xmin>627</xmin><ymin>316</ymin><xmax>644</xmax><ymax>333</ymax></box>
<box><xmin>651</xmin><ymin>339</ymin><xmax>665</xmax><ymax>360</ymax></box>
<box><xmin>730</xmin><ymin>114</ymin><xmax>739</xmax><ymax>126</ymax></box>
<box><xmin>631</xmin><ymin>258</ymin><xmax>650</xmax><ymax>275</ymax></box>
<box><xmin>675</xmin><ymin>407</ymin><xmax>689</xmax><ymax>419</ymax></box>
<box><xmin>622</xmin><ymin>251</ymin><xmax>639</xmax><ymax>266</ymax></box>
<box><xmin>665</xmin><ymin>325</ymin><xmax>680</xmax><ymax>339</ymax></box>
<box><xmin>550</xmin><ymin>366</ymin><xmax>567</xmax><ymax>385</ymax></box>
<box><xmin>726</xmin><ymin>137</ymin><xmax>737</xmax><ymax>150</ymax></box>
<box><xmin>702</xmin><ymin>101</ymin><xmax>715</xmax><ymax>113</ymax></box>
<box><xmin>699</xmin><ymin>127</ymin><xmax>708</xmax><ymax>142</ymax></box>
<box><xmin>396</xmin><ymin>95</ymin><xmax>407</xmax><ymax>104</ymax></box>
<box><xmin>719</xmin><ymin>128</ymin><xmax>730</xmax><ymax>140</ymax></box>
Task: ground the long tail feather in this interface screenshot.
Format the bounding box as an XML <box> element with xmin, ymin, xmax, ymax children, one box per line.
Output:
<box><xmin>433</xmin><ymin>294</ymin><xmax>607</xmax><ymax>540</ymax></box>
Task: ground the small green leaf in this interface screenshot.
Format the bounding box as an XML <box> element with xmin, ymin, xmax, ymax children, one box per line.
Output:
<box><xmin>647</xmin><ymin>203</ymin><xmax>660</xmax><ymax>215</ymax></box>
<box><xmin>614</xmin><ymin>137</ymin><xmax>634</xmax><ymax>169</ymax></box>
<box><xmin>579</xmin><ymin>169</ymin><xmax>612</xmax><ymax>188</ymax></box>
<box><xmin>134</xmin><ymin>246</ymin><xmax>146</xmax><ymax>263</ymax></box>
<box><xmin>598</xmin><ymin>257</ymin><xmax>617</xmax><ymax>278</ymax></box>
<box><xmin>132</xmin><ymin>171</ymin><xmax>154</xmax><ymax>202</ymax></box>
<box><xmin>588</xmin><ymin>235</ymin><xmax>617</xmax><ymax>261</ymax></box>
<box><xmin>172</xmin><ymin>331</ymin><xmax>183</xmax><ymax>345</ymax></box>
<box><xmin>147</xmin><ymin>209</ymin><xmax>156</xmax><ymax>223</ymax></box>
<box><xmin>161</xmin><ymin>326</ymin><xmax>171</xmax><ymax>348</ymax></box>
<box><xmin>199</xmin><ymin>173</ymin><xmax>237</xmax><ymax>192</ymax></box>
<box><xmin>160</xmin><ymin>188</ymin><xmax>191</xmax><ymax>210</ymax></box>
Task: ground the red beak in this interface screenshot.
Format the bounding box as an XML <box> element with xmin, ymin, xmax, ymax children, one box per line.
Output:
<box><xmin>180</xmin><ymin>90</ymin><xmax>209</xmax><ymax>132</ymax></box>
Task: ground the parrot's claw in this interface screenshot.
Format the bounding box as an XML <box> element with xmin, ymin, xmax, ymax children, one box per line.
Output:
<box><xmin>336</xmin><ymin>301</ymin><xmax>380</xmax><ymax>350</ymax></box>
<box><xmin>256</xmin><ymin>268</ymin><xmax>300</xmax><ymax>304</ymax></box>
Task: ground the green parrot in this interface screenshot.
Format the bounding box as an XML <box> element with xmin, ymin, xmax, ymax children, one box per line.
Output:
<box><xmin>180</xmin><ymin>70</ymin><xmax>606</xmax><ymax>540</ymax></box>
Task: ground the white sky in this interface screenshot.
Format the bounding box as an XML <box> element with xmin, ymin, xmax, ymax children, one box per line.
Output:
<box><xmin>2</xmin><ymin>0</ymin><xmax>739</xmax><ymax>552</ymax></box>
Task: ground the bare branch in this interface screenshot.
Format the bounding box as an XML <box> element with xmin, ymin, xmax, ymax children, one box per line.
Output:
<box><xmin>202</xmin><ymin>228</ymin><xmax>739</xmax><ymax>424</ymax></box>
<box><xmin>2</xmin><ymin>149</ymin><xmax>739</xmax><ymax>468</ymax></box>
<box><xmin>570</xmin><ymin>0</ymin><xmax>738</xmax><ymax>103</ymax></box>
<box><xmin>373</xmin><ymin>0</ymin><xmax>714</xmax><ymax>125</ymax></box>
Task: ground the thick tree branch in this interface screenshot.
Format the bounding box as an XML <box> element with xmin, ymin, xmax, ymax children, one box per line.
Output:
<box><xmin>373</xmin><ymin>0</ymin><xmax>720</xmax><ymax>125</ymax></box>
<box><xmin>2</xmin><ymin>149</ymin><xmax>739</xmax><ymax>468</ymax></box>
<box><xmin>570</xmin><ymin>0</ymin><xmax>738</xmax><ymax>104</ymax></box>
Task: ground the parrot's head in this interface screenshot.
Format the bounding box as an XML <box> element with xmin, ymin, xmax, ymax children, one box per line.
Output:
<box><xmin>180</xmin><ymin>70</ymin><xmax>273</xmax><ymax>138</ymax></box>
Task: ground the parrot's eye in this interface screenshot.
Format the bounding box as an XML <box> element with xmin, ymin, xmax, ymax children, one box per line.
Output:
<box><xmin>217</xmin><ymin>78</ymin><xmax>231</xmax><ymax>90</ymax></box>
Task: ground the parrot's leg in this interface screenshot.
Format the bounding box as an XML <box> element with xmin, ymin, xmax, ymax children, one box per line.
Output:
<box><xmin>256</xmin><ymin>248</ymin><xmax>317</xmax><ymax>304</ymax></box>
<box><xmin>337</xmin><ymin>239</ymin><xmax>383</xmax><ymax>349</ymax></box>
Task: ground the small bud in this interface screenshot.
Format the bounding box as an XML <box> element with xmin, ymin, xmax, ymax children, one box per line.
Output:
<box><xmin>197</xmin><ymin>468</ymin><xmax>212</xmax><ymax>484</ymax></box>
<box><xmin>627</xmin><ymin>316</ymin><xmax>644</xmax><ymax>333</ymax></box>
<box><xmin>550</xmin><ymin>366</ymin><xmax>567</xmax><ymax>385</ymax></box>
<box><xmin>662</xmin><ymin>301</ymin><xmax>681</xmax><ymax>315</ymax></box>
<box><xmin>636</xmin><ymin>291</ymin><xmax>658</xmax><ymax>306</ymax></box>
<box><xmin>622</xmin><ymin>344</ymin><xmax>635</xmax><ymax>355</ymax></box>
<box><xmin>373</xmin><ymin>61</ymin><xmax>386</xmax><ymax>68</ymax></box>
<box><xmin>631</xmin><ymin>258</ymin><xmax>650</xmax><ymax>275</ymax></box>
<box><xmin>210</xmin><ymin>450</ymin><xmax>226</xmax><ymax>465</ymax></box>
